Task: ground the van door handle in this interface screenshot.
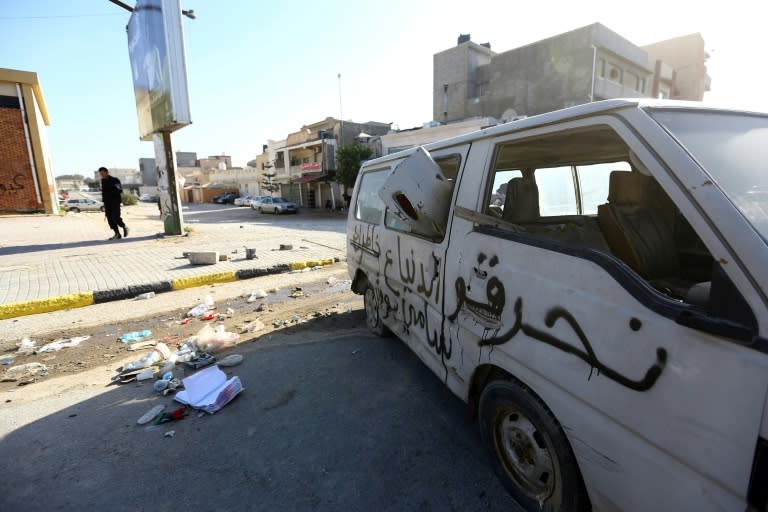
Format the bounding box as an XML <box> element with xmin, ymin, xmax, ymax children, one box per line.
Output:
<box><xmin>473</xmin><ymin>267</ymin><xmax>487</xmax><ymax>279</ymax></box>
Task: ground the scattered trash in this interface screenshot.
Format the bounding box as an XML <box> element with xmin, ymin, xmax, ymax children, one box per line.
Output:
<box><xmin>290</xmin><ymin>315</ymin><xmax>301</xmax><ymax>323</ymax></box>
<box><xmin>225</xmin><ymin>307</ymin><xmax>235</xmax><ymax>316</ymax></box>
<box><xmin>193</xmin><ymin>324</ymin><xmax>239</xmax><ymax>353</ymax></box>
<box><xmin>246</xmin><ymin>290</ymin><xmax>268</xmax><ymax>302</ymax></box>
<box><xmin>127</xmin><ymin>340</ymin><xmax>158</xmax><ymax>351</ymax></box>
<box><xmin>2</xmin><ymin>362</ymin><xmax>48</xmax><ymax>382</ymax></box>
<box><xmin>326</xmin><ymin>276</ymin><xmax>338</xmax><ymax>286</ymax></box>
<box><xmin>289</xmin><ymin>288</ymin><xmax>304</xmax><ymax>298</ymax></box>
<box><xmin>254</xmin><ymin>303</ymin><xmax>266</xmax><ymax>312</ymax></box>
<box><xmin>267</xmin><ymin>288</ymin><xmax>279</xmax><ymax>294</ymax></box>
<box><xmin>119</xmin><ymin>330</ymin><xmax>152</xmax><ymax>343</ymax></box>
<box><xmin>16</xmin><ymin>337</ymin><xmax>36</xmax><ymax>355</ymax></box>
<box><xmin>184</xmin><ymin>352</ymin><xmax>216</xmax><ymax>370</ymax></box>
<box><xmin>164</xmin><ymin>430</ymin><xmax>176</xmax><ymax>438</ymax></box>
<box><xmin>134</xmin><ymin>291</ymin><xmax>156</xmax><ymax>300</ymax></box>
<box><xmin>279</xmin><ymin>244</ymin><xmax>293</xmax><ymax>251</ymax></box>
<box><xmin>137</xmin><ymin>404</ymin><xmax>166</xmax><ymax>425</ymax></box>
<box><xmin>122</xmin><ymin>342</ymin><xmax>171</xmax><ymax>371</ymax></box>
<box><xmin>1</xmin><ymin>355</ymin><xmax>14</xmax><ymax>366</ymax></box>
<box><xmin>239</xmin><ymin>319</ymin><xmax>265</xmax><ymax>334</ymax></box>
<box><xmin>200</xmin><ymin>311</ymin><xmax>216</xmax><ymax>321</ymax></box>
<box><xmin>351</xmin><ymin>349</ymin><xmax>361</xmax><ymax>355</ymax></box>
<box><xmin>154</xmin><ymin>379</ymin><xmax>169</xmax><ymax>392</ymax></box>
<box><xmin>217</xmin><ymin>354</ymin><xmax>243</xmax><ymax>367</ymax></box>
<box><xmin>36</xmin><ymin>336</ymin><xmax>91</xmax><ymax>354</ymax></box>
<box><xmin>273</xmin><ymin>319</ymin><xmax>287</xmax><ymax>328</ymax></box>
<box><xmin>347</xmin><ymin>308</ymin><xmax>353</xmax><ymax>314</ymax></box>
<box><xmin>245</xmin><ymin>247</ymin><xmax>257</xmax><ymax>260</ymax></box>
<box><xmin>187</xmin><ymin>303</ymin><xmax>210</xmax><ymax>318</ymax></box>
<box><xmin>136</xmin><ymin>368</ymin><xmax>155</xmax><ymax>381</ymax></box>
<box><xmin>174</xmin><ymin>365</ymin><xmax>244</xmax><ymax>414</ymax></box>
<box><xmin>218</xmin><ymin>254</ymin><xmax>228</xmax><ymax>261</ymax></box>
<box><xmin>179</xmin><ymin>318</ymin><xmax>191</xmax><ymax>325</ymax></box>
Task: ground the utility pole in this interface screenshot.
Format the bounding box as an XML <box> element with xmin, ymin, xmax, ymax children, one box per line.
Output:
<box><xmin>337</xmin><ymin>73</ymin><xmax>344</xmax><ymax>147</ymax></box>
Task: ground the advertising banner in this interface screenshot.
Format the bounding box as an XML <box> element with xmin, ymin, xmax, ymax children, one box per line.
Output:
<box><xmin>127</xmin><ymin>0</ymin><xmax>191</xmax><ymax>140</ymax></box>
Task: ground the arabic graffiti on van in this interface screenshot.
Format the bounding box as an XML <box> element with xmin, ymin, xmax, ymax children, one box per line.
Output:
<box><xmin>351</xmin><ymin>223</ymin><xmax>380</xmax><ymax>256</ymax></box>
<box><xmin>381</xmin><ymin>235</ymin><xmax>452</xmax><ymax>363</ymax></box>
<box><xmin>447</xmin><ymin>254</ymin><xmax>667</xmax><ymax>392</ymax></box>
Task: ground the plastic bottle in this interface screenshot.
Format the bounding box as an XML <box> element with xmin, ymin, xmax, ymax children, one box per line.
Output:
<box><xmin>203</xmin><ymin>295</ymin><xmax>215</xmax><ymax>308</ymax></box>
<box><xmin>119</xmin><ymin>329</ymin><xmax>152</xmax><ymax>343</ymax></box>
<box><xmin>123</xmin><ymin>342</ymin><xmax>171</xmax><ymax>371</ymax></box>
<box><xmin>134</xmin><ymin>291</ymin><xmax>156</xmax><ymax>300</ymax></box>
<box><xmin>187</xmin><ymin>304</ymin><xmax>209</xmax><ymax>318</ymax></box>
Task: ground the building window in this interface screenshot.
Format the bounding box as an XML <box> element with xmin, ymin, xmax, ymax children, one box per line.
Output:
<box><xmin>598</xmin><ymin>58</ymin><xmax>606</xmax><ymax>77</ymax></box>
<box><xmin>608</xmin><ymin>65</ymin><xmax>622</xmax><ymax>83</ymax></box>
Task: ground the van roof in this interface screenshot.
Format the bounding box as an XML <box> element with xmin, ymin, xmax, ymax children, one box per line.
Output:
<box><xmin>362</xmin><ymin>98</ymin><xmax>765</xmax><ymax>168</ymax></box>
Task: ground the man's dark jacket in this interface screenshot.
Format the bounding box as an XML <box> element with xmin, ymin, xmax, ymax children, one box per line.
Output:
<box><xmin>101</xmin><ymin>176</ymin><xmax>123</xmax><ymax>206</ymax></box>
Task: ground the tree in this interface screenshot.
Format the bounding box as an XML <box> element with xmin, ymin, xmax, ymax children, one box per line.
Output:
<box><xmin>335</xmin><ymin>144</ymin><xmax>372</xmax><ymax>188</ymax></box>
<box><xmin>261</xmin><ymin>171</ymin><xmax>279</xmax><ymax>195</ymax></box>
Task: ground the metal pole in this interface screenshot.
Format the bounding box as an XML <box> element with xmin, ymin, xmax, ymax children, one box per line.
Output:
<box><xmin>154</xmin><ymin>131</ymin><xmax>184</xmax><ymax>235</ymax></box>
<box><xmin>337</xmin><ymin>73</ymin><xmax>343</xmax><ymax>146</ymax></box>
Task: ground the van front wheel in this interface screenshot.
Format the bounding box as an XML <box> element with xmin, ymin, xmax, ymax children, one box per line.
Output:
<box><xmin>478</xmin><ymin>379</ymin><xmax>589</xmax><ymax>512</ymax></box>
<box><xmin>363</xmin><ymin>285</ymin><xmax>391</xmax><ymax>337</ymax></box>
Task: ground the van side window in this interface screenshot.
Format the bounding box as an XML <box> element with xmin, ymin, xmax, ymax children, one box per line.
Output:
<box><xmin>354</xmin><ymin>168</ymin><xmax>389</xmax><ymax>224</ymax></box>
<box><xmin>480</xmin><ymin>126</ymin><xmax>718</xmax><ymax>307</ymax></box>
<box><xmin>384</xmin><ymin>155</ymin><xmax>461</xmax><ymax>237</ymax></box>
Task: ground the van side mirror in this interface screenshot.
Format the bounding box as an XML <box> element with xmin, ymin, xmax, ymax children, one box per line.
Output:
<box><xmin>378</xmin><ymin>147</ymin><xmax>453</xmax><ymax>239</ymax></box>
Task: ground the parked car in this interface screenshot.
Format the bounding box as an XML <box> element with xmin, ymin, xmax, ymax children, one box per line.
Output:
<box><xmin>347</xmin><ymin>99</ymin><xmax>768</xmax><ymax>512</ymax></box>
<box><xmin>64</xmin><ymin>198</ymin><xmax>104</xmax><ymax>213</ymax></box>
<box><xmin>233</xmin><ymin>195</ymin><xmax>255</xmax><ymax>206</ymax></box>
<box><xmin>139</xmin><ymin>193</ymin><xmax>159</xmax><ymax>202</ymax></box>
<box><xmin>249</xmin><ymin>196</ymin><xmax>269</xmax><ymax>209</ymax></box>
<box><xmin>213</xmin><ymin>192</ymin><xmax>238</xmax><ymax>204</ymax></box>
<box><xmin>255</xmin><ymin>197</ymin><xmax>298</xmax><ymax>214</ymax></box>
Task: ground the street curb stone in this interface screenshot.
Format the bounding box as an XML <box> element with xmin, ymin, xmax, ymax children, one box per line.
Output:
<box><xmin>1</xmin><ymin>259</ymin><xmax>337</xmax><ymax>320</ymax></box>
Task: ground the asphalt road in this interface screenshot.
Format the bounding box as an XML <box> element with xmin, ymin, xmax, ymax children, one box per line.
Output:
<box><xmin>0</xmin><ymin>331</ymin><xmax>520</xmax><ymax>511</ymax></box>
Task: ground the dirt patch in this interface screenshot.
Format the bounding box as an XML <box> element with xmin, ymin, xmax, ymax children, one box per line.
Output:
<box><xmin>0</xmin><ymin>274</ymin><xmax>365</xmax><ymax>392</ymax></box>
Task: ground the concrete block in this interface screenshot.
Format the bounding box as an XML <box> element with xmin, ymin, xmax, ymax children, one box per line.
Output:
<box><xmin>187</xmin><ymin>251</ymin><xmax>219</xmax><ymax>265</ymax></box>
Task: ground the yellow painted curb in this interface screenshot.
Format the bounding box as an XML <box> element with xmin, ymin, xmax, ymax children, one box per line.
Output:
<box><xmin>171</xmin><ymin>271</ymin><xmax>237</xmax><ymax>290</ymax></box>
<box><xmin>289</xmin><ymin>259</ymin><xmax>335</xmax><ymax>271</ymax></box>
<box><xmin>0</xmin><ymin>292</ymin><xmax>95</xmax><ymax>320</ymax></box>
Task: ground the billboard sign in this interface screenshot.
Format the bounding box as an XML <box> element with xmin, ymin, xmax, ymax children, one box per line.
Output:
<box><xmin>127</xmin><ymin>0</ymin><xmax>191</xmax><ymax>141</ymax></box>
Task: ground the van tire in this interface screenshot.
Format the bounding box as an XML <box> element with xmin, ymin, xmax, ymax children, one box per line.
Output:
<box><xmin>478</xmin><ymin>379</ymin><xmax>589</xmax><ymax>512</ymax></box>
<box><xmin>364</xmin><ymin>284</ymin><xmax>391</xmax><ymax>337</ymax></box>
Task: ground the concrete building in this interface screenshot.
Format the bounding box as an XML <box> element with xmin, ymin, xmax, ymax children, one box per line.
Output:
<box><xmin>643</xmin><ymin>33</ymin><xmax>711</xmax><ymax>100</ymax></box>
<box><xmin>253</xmin><ymin>118</ymin><xmax>391</xmax><ymax>209</ymax></box>
<box><xmin>433</xmin><ymin>24</ymin><xmax>711</xmax><ymax>122</ymax></box>
<box><xmin>0</xmin><ymin>68</ymin><xmax>58</xmax><ymax>214</ymax></box>
<box><xmin>379</xmin><ymin>117</ymin><xmax>498</xmax><ymax>156</ymax></box>
<box><xmin>175</xmin><ymin>151</ymin><xmax>197</xmax><ymax>167</ymax></box>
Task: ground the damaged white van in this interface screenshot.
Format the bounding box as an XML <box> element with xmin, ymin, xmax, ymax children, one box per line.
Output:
<box><xmin>346</xmin><ymin>99</ymin><xmax>768</xmax><ymax>512</ymax></box>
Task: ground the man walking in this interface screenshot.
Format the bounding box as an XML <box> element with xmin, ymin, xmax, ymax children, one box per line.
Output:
<box><xmin>99</xmin><ymin>167</ymin><xmax>128</xmax><ymax>240</ymax></box>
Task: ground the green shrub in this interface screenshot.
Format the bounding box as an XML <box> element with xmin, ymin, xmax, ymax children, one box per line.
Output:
<box><xmin>121</xmin><ymin>193</ymin><xmax>138</xmax><ymax>206</ymax></box>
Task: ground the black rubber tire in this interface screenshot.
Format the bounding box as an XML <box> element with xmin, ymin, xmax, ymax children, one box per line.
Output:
<box><xmin>363</xmin><ymin>284</ymin><xmax>391</xmax><ymax>337</ymax></box>
<box><xmin>70</xmin><ymin>207</ymin><xmax>80</xmax><ymax>213</ymax></box>
<box><xmin>99</xmin><ymin>206</ymin><xmax>105</xmax><ymax>212</ymax></box>
<box><xmin>258</xmin><ymin>207</ymin><xmax>263</xmax><ymax>214</ymax></box>
<box><xmin>478</xmin><ymin>379</ymin><xmax>589</xmax><ymax>512</ymax></box>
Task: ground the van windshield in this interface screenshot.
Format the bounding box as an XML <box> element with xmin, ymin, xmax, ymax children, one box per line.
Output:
<box><xmin>648</xmin><ymin>109</ymin><xmax>768</xmax><ymax>242</ymax></box>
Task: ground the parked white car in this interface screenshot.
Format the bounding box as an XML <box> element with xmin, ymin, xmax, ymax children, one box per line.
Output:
<box><xmin>249</xmin><ymin>196</ymin><xmax>269</xmax><ymax>209</ymax></box>
<box><xmin>255</xmin><ymin>197</ymin><xmax>298</xmax><ymax>214</ymax></box>
<box><xmin>234</xmin><ymin>195</ymin><xmax>254</xmax><ymax>206</ymax></box>
<box><xmin>64</xmin><ymin>198</ymin><xmax>104</xmax><ymax>213</ymax></box>
<box><xmin>347</xmin><ymin>99</ymin><xmax>768</xmax><ymax>512</ymax></box>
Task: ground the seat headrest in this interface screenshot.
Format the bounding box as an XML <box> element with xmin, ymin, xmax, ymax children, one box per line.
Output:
<box><xmin>503</xmin><ymin>177</ymin><xmax>539</xmax><ymax>223</ymax></box>
<box><xmin>607</xmin><ymin>171</ymin><xmax>653</xmax><ymax>206</ymax></box>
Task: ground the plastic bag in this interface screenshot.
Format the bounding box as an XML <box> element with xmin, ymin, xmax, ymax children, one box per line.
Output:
<box><xmin>192</xmin><ymin>324</ymin><xmax>240</xmax><ymax>353</ymax></box>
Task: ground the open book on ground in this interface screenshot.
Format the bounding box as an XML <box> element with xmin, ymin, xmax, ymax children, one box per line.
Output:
<box><xmin>174</xmin><ymin>365</ymin><xmax>243</xmax><ymax>414</ymax></box>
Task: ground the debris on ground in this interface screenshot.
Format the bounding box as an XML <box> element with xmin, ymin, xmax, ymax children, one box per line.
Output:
<box><xmin>174</xmin><ymin>365</ymin><xmax>243</xmax><ymax>414</ymax></box>
<box><xmin>289</xmin><ymin>288</ymin><xmax>304</xmax><ymax>298</ymax></box>
<box><xmin>35</xmin><ymin>336</ymin><xmax>91</xmax><ymax>354</ymax></box>
<box><xmin>119</xmin><ymin>330</ymin><xmax>152</xmax><ymax>343</ymax></box>
<box><xmin>2</xmin><ymin>362</ymin><xmax>48</xmax><ymax>383</ymax></box>
<box><xmin>16</xmin><ymin>337</ymin><xmax>36</xmax><ymax>355</ymax></box>
<box><xmin>238</xmin><ymin>319</ymin><xmax>265</xmax><ymax>334</ymax></box>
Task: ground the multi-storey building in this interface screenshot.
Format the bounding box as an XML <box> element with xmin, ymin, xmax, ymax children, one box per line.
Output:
<box><xmin>253</xmin><ymin>117</ymin><xmax>390</xmax><ymax>209</ymax></box>
<box><xmin>433</xmin><ymin>23</ymin><xmax>711</xmax><ymax>123</ymax></box>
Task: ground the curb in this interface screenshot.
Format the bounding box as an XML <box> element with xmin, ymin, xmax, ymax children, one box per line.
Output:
<box><xmin>0</xmin><ymin>258</ymin><xmax>339</xmax><ymax>320</ymax></box>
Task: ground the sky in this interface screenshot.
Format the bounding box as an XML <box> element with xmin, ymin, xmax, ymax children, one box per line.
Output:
<box><xmin>1</xmin><ymin>0</ymin><xmax>766</xmax><ymax>176</ymax></box>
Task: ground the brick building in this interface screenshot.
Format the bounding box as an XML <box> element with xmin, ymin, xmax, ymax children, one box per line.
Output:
<box><xmin>0</xmin><ymin>68</ymin><xmax>57</xmax><ymax>214</ymax></box>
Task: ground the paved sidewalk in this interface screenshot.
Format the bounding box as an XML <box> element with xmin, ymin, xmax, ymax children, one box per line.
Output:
<box><xmin>0</xmin><ymin>203</ymin><xmax>349</xmax><ymax>319</ymax></box>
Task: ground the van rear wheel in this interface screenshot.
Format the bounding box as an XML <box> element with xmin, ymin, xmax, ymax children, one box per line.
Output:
<box><xmin>478</xmin><ymin>379</ymin><xmax>589</xmax><ymax>512</ymax></box>
<box><xmin>363</xmin><ymin>285</ymin><xmax>391</xmax><ymax>337</ymax></box>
